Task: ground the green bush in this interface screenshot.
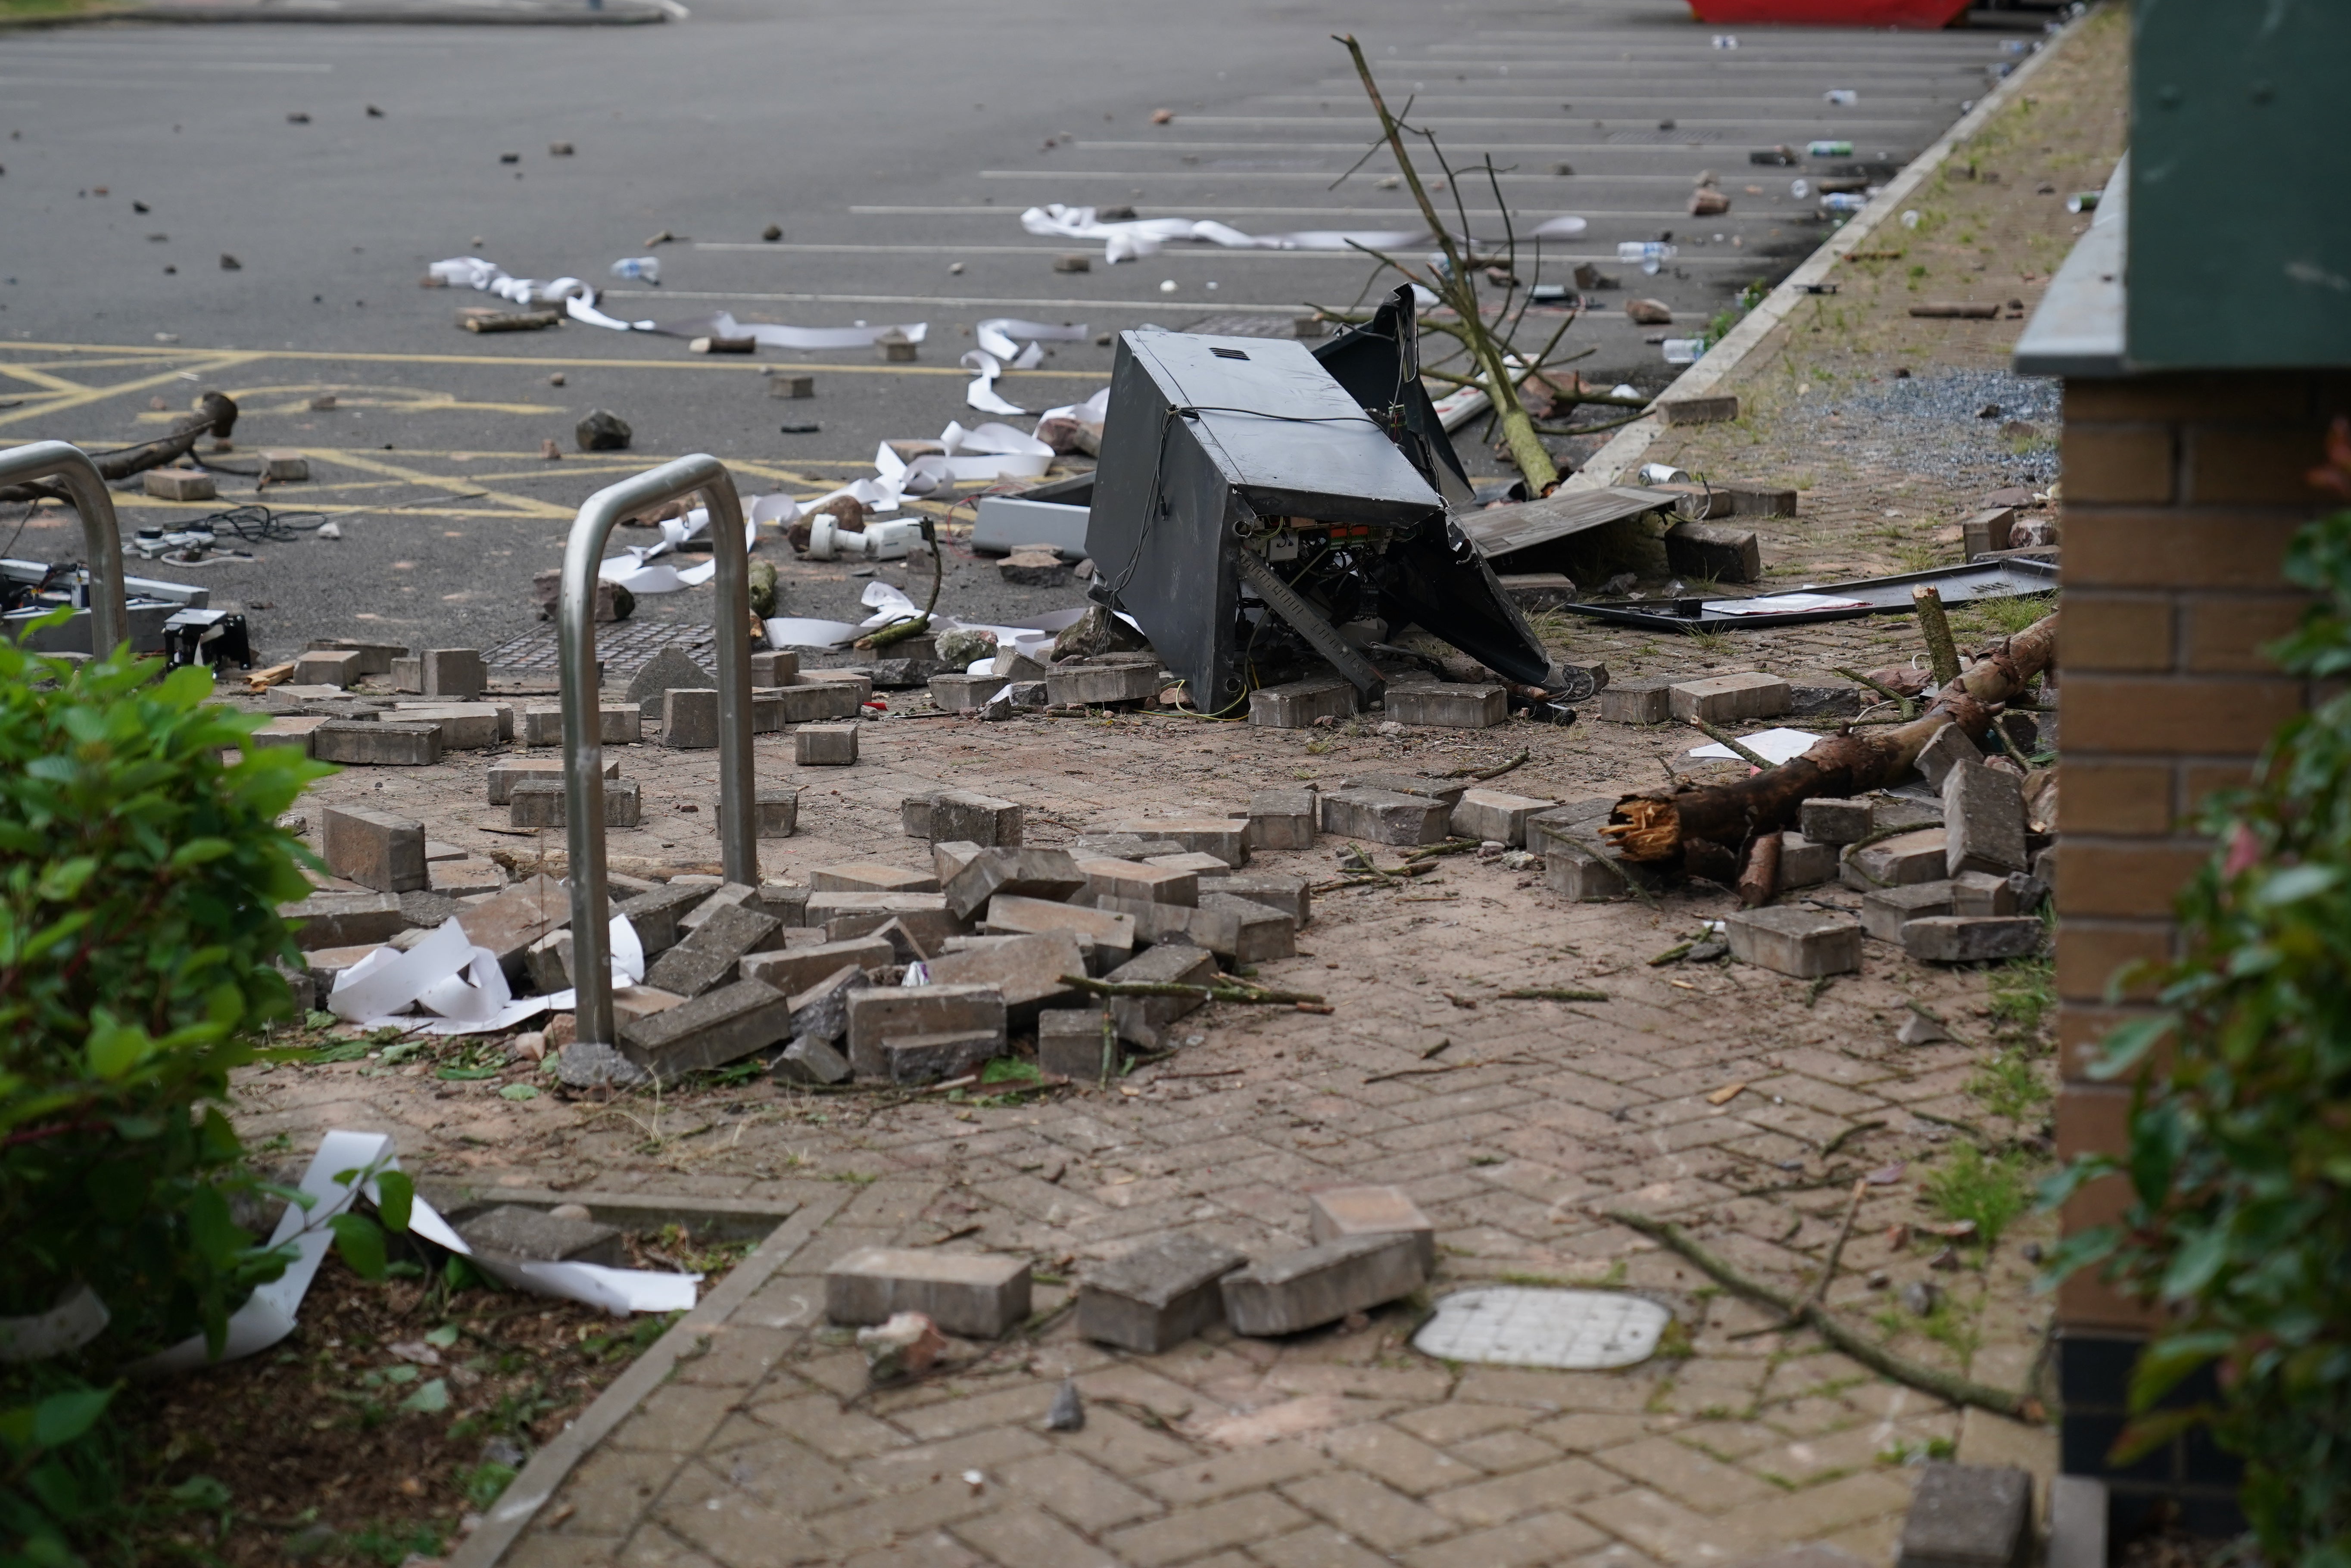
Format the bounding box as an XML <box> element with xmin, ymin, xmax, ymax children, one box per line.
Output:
<box><xmin>0</xmin><ymin>628</ymin><xmax>327</xmax><ymax>1353</ymax></box>
<box><xmin>1</xmin><ymin>628</ymin><xmax>337</xmax><ymax>1563</ymax></box>
<box><xmin>2045</xmin><ymin>423</ymin><xmax>2351</xmax><ymax>1562</ymax></box>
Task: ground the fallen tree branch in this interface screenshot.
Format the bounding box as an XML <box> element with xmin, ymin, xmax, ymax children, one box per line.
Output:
<box><xmin>0</xmin><ymin>392</ymin><xmax>240</xmax><ymax>505</ymax></box>
<box><xmin>1060</xmin><ymin>974</ymin><xmax>1326</xmax><ymax>1007</ymax></box>
<box><xmin>1498</xmin><ymin>986</ymin><xmax>1608</xmax><ymax>1002</ymax></box>
<box><xmin>1834</xmin><ymin>665</ymin><xmax>1918</xmax><ymax>720</ymax></box>
<box><xmin>1604</xmin><ymin>615</ymin><xmax>2056</xmax><ymax>865</ymax></box>
<box><xmin>1733</xmin><ymin>1175</ymin><xmax>1867</xmax><ymax>1340</ymax></box>
<box><xmin>1442</xmin><ymin>749</ymin><xmax>1531</xmax><ymax>781</ymax></box>
<box><xmin>1603</xmin><ymin>1208</ymin><xmax>2037</xmax><ymax>1419</ymax></box>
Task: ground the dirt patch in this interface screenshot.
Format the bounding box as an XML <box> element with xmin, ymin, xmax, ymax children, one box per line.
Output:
<box><xmin>114</xmin><ymin>1226</ymin><xmax>748</xmax><ymax>1568</ymax></box>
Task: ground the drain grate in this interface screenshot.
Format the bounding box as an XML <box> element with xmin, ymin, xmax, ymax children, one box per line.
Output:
<box><xmin>1411</xmin><ymin>1287</ymin><xmax>1671</xmax><ymax>1369</ymax></box>
<box><xmin>482</xmin><ymin>619</ymin><xmax>717</xmax><ymax>680</ymax></box>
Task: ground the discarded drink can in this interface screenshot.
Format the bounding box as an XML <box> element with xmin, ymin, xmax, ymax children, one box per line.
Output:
<box><xmin>1661</xmin><ymin>338</ymin><xmax>1704</xmax><ymax>365</ymax></box>
<box><xmin>1824</xmin><ymin>89</ymin><xmax>1859</xmax><ymax>106</ymax></box>
<box><xmin>1711</xmin><ymin>33</ymin><xmax>1737</xmax><ymax>47</ymax></box>
<box><xmin>2065</xmin><ymin>190</ymin><xmax>2100</xmax><ymax>213</ymax></box>
<box><xmin>1807</xmin><ymin>140</ymin><xmax>1854</xmax><ymax>158</ymax></box>
<box><xmin>1639</xmin><ymin>462</ymin><xmax>1690</xmax><ymax>484</ymax></box>
<box><xmin>609</xmin><ymin>256</ymin><xmax>661</xmax><ymax>283</ymax></box>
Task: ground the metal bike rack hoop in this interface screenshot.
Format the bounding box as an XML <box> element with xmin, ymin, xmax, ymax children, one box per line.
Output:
<box><xmin>559</xmin><ymin>454</ymin><xmax>758</xmax><ymax>1048</ymax></box>
<box><xmin>0</xmin><ymin>441</ymin><xmax>130</xmax><ymax>654</ymax></box>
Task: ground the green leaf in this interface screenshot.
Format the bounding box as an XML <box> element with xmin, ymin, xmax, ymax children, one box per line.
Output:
<box><xmin>2251</xmin><ymin>862</ymin><xmax>2340</xmax><ymax>908</ymax></box>
<box><xmin>498</xmin><ymin>1083</ymin><xmax>539</xmax><ymax>1101</ymax></box>
<box><xmin>167</xmin><ymin>1475</ymin><xmax>233</xmax><ymax>1512</ymax></box>
<box><xmin>374</xmin><ymin>1170</ymin><xmax>414</xmax><ymax>1235</ymax></box>
<box><xmin>34</xmin><ymin>856</ymin><xmax>98</xmax><ymax>904</ymax></box>
<box><xmin>980</xmin><ymin>1057</ymin><xmax>1044</xmax><ymax>1085</ymax></box>
<box><xmin>436</xmin><ymin>1066</ymin><xmax>503</xmax><ymax>1081</ymax></box>
<box><xmin>328</xmin><ymin>1213</ymin><xmax>388</xmax><ymax>1280</ymax></box>
<box><xmin>2128</xmin><ymin>1332</ymin><xmax>2236</xmax><ymax>1414</ymax></box>
<box><xmin>2089</xmin><ymin>1014</ymin><xmax>2174</xmax><ymax>1081</ymax></box>
<box><xmin>2160</xmin><ymin>1226</ymin><xmax>2232</xmax><ymax>1301</ymax></box>
<box><xmin>2107</xmin><ymin>1406</ymin><xmax>2208</xmax><ymax>1468</ymax></box>
<box><xmin>424</xmin><ymin>1325</ymin><xmax>460</xmax><ymax>1349</ymax></box>
<box><xmin>166</xmin><ymin>837</ymin><xmax>235</xmax><ymax>870</ymax></box>
<box><xmin>31</xmin><ymin>1388</ymin><xmax>114</xmax><ymax>1450</ymax></box>
<box><xmin>85</xmin><ymin>1020</ymin><xmax>152</xmax><ymax>1082</ymax></box>
<box><xmin>399</xmin><ymin>1378</ymin><xmax>449</xmax><ymax>1414</ymax></box>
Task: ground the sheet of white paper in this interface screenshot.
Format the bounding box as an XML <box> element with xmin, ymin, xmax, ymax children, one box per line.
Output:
<box><xmin>1035</xmin><ymin>386</ymin><xmax>1110</xmax><ymax>430</ymax></box>
<box><xmin>415</xmin><ymin>942</ymin><xmax>511</xmax><ymax>1023</ymax></box>
<box><xmin>976</xmin><ymin>317</ymin><xmax>1087</xmax><ymax>361</ymax></box>
<box><xmin>961</xmin><ymin>350</ymin><xmax>1027</xmax><ymax>417</ymax></box>
<box><xmin>1687</xmin><ymin>727</ymin><xmax>1826</xmax><ymax>765</ymax></box>
<box><xmin>1702</xmin><ymin>593</ymin><xmax>1874</xmax><ymax>616</ymax></box>
<box><xmin>748</xmin><ymin>492</ymin><xmax>801</xmax><ymax>528</ymax></box>
<box><xmin>327</xmin><ymin>920</ymin><xmax>471</xmax><ymax>1022</ymax></box>
<box><xmin>765</xmin><ymin>616</ymin><xmax>864</xmax><ymax>649</ymax></box>
<box><xmin>696</xmin><ymin>311</ymin><xmax>928</xmax><ymax>350</ymax></box>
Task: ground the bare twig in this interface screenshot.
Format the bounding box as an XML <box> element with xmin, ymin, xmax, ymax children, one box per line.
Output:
<box><xmin>1604</xmin><ymin>1209</ymin><xmax>2039</xmax><ymax>1419</ymax></box>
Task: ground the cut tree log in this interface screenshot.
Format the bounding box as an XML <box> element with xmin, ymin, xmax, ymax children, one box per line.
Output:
<box><xmin>0</xmin><ymin>393</ymin><xmax>240</xmax><ymax>505</ymax></box>
<box><xmin>1602</xmin><ymin>613</ymin><xmax>2056</xmax><ymax>867</ymax></box>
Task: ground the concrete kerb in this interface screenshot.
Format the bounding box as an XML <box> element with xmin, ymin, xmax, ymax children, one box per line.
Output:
<box><xmin>443</xmin><ymin>1188</ymin><xmax>845</xmax><ymax>1568</ymax></box>
<box><xmin>1566</xmin><ymin>6</ymin><xmax>2094</xmax><ymax>490</ymax></box>
<box><xmin>0</xmin><ymin>2</ymin><xmax>664</xmax><ymax>28</ymax></box>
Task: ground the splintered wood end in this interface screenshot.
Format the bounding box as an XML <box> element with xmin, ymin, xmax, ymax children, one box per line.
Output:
<box><xmin>1603</xmin><ymin>796</ymin><xmax>1682</xmax><ymax>863</ymax></box>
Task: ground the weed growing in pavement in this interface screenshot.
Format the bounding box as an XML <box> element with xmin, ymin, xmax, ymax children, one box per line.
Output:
<box><xmin>343</xmin><ymin>1520</ymin><xmax>446</xmax><ymax>1566</ymax></box>
<box><xmin>1968</xmin><ymin>1045</ymin><xmax>2053</xmax><ymax>1125</ymax></box>
<box><xmin>1988</xmin><ymin>947</ymin><xmax>2055</xmax><ymax>1040</ymax></box>
<box><xmin>1924</xmin><ymin>1143</ymin><xmax>2035</xmax><ymax>1248</ymax></box>
<box><xmin>1879</xmin><ymin>1436</ymin><xmax>1957</xmax><ymax>1466</ymax></box>
<box><xmin>1952</xmin><ymin>593</ymin><xmax>2050</xmax><ymax>641</ymax></box>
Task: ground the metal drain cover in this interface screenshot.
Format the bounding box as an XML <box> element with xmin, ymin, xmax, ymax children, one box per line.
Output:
<box><xmin>1412</xmin><ymin>1287</ymin><xmax>1671</xmax><ymax>1370</ymax></box>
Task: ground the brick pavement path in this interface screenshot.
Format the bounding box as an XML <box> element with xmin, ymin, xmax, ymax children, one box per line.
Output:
<box><xmin>243</xmin><ymin>690</ymin><xmax>2055</xmax><ymax>1568</ymax></box>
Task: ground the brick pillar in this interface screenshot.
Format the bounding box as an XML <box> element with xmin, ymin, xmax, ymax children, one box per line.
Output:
<box><xmin>2055</xmin><ymin>370</ymin><xmax>2349</xmax><ymax>1531</ymax></box>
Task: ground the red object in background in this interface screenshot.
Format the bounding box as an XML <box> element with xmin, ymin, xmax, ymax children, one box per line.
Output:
<box><xmin>1685</xmin><ymin>0</ymin><xmax>1971</xmax><ymax>26</ymax></box>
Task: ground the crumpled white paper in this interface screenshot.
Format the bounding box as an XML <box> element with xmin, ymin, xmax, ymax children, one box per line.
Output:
<box><xmin>426</xmin><ymin>259</ymin><xmax>929</xmax><ymax>346</ymax></box>
<box><xmin>665</xmin><ymin>310</ymin><xmax>929</xmax><ymax>351</ymax></box>
<box><xmin>326</xmin><ymin>915</ymin><xmax>642</xmax><ymax>1037</ymax></box>
<box><xmin>598</xmin><ymin>507</ymin><xmax>767</xmax><ymax>596</ymax></box>
<box><xmin>1021</xmin><ymin>205</ymin><xmax>1434</xmax><ymax>262</ymax></box>
<box><xmin>961</xmin><ymin>319</ymin><xmax>1090</xmax><ymax>414</ymax></box>
<box><xmin>133</xmin><ymin>1129</ymin><xmax>699</xmax><ymax>1375</ymax></box>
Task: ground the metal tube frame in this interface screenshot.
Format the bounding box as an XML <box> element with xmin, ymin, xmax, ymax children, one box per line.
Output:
<box><xmin>559</xmin><ymin>455</ymin><xmax>758</xmax><ymax>1048</ymax></box>
<box><xmin>0</xmin><ymin>441</ymin><xmax>129</xmax><ymax>654</ymax></box>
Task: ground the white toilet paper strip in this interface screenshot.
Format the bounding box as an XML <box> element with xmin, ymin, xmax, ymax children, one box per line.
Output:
<box><xmin>134</xmin><ymin>1129</ymin><xmax>699</xmax><ymax>1375</ymax></box>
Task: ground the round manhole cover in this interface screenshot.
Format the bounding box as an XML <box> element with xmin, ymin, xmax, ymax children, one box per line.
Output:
<box><xmin>1412</xmin><ymin>1287</ymin><xmax>1671</xmax><ymax>1369</ymax></box>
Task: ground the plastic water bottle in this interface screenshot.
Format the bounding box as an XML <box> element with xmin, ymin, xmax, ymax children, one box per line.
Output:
<box><xmin>1711</xmin><ymin>33</ymin><xmax>1737</xmax><ymax>47</ymax></box>
<box><xmin>609</xmin><ymin>256</ymin><xmax>660</xmax><ymax>283</ymax></box>
<box><xmin>1824</xmin><ymin>89</ymin><xmax>1858</xmax><ymax>106</ymax></box>
<box><xmin>1661</xmin><ymin>339</ymin><xmax>1704</xmax><ymax>365</ymax></box>
<box><xmin>1807</xmin><ymin>140</ymin><xmax>1853</xmax><ymax>158</ymax></box>
<box><xmin>1822</xmin><ymin>193</ymin><xmax>1868</xmax><ymax>215</ymax></box>
<box><xmin>1790</xmin><ymin>178</ymin><xmax>1811</xmax><ymax>199</ymax></box>
<box><xmin>1901</xmin><ymin>209</ymin><xmax>1921</xmax><ymax>229</ymax></box>
<box><xmin>1617</xmin><ymin>240</ymin><xmax>1677</xmax><ymax>275</ymax></box>
<box><xmin>2066</xmin><ymin>190</ymin><xmax>2101</xmax><ymax>214</ymax></box>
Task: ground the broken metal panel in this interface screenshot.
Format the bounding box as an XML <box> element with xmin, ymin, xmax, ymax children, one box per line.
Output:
<box><xmin>1454</xmin><ymin>486</ymin><xmax>1681</xmax><ymax>560</ymax></box>
<box><xmin>1556</xmin><ymin>557</ymin><xmax>2058</xmax><ymax>633</ymax></box>
<box><xmin>1311</xmin><ymin>285</ymin><xmax>1474</xmax><ymax>508</ymax></box>
<box><xmin>1376</xmin><ymin>523</ymin><xmax>1553</xmax><ymax>686</ymax></box>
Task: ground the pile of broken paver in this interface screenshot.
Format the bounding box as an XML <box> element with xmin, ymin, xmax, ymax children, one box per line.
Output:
<box><xmin>830</xmin><ymin>1179</ymin><xmax>1438</xmax><ymax>1378</ymax></box>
